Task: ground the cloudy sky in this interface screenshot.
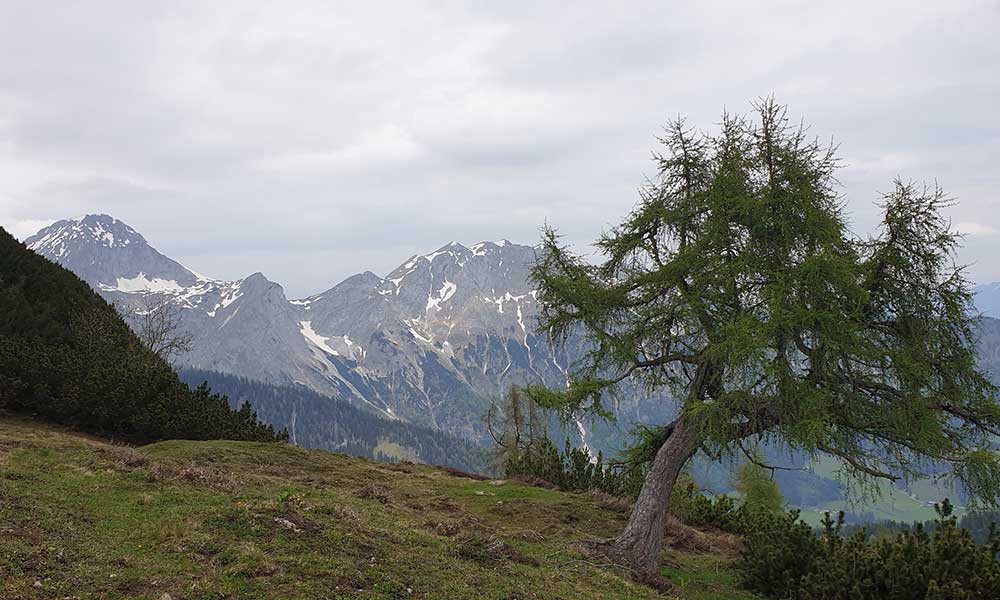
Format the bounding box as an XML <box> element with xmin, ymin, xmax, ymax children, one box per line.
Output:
<box><xmin>1</xmin><ymin>1</ymin><xmax>998</xmax><ymax>297</ymax></box>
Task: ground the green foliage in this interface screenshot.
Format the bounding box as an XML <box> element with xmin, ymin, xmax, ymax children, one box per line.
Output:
<box><xmin>733</xmin><ymin>460</ymin><xmax>785</xmax><ymax>516</ymax></box>
<box><xmin>0</xmin><ymin>227</ymin><xmax>281</xmax><ymax>443</ymax></box>
<box><xmin>739</xmin><ymin>500</ymin><xmax>1000</xmax><ymax>599</ymax></box>
<box><xmin>529</xmin><ymin>98</ymin><xmax>1000</xmax><ymax>503</ymax></box>
<box><xmin>503</xmin><ymin>435</ymin><xmax>647</xmax><ymax>499</ymax></box>
<box><xmin>961</xmin><ymin>511</ymin><xmax>1000</xmax><ymax>546</ymax></box>
<box><xmin>486</xmin><ymin>385</ymin><xmax>549</xmax><ymax>473</ymax></box>
<box><xmin>738</xmin><ymin>510</ymin><xmax>825</xmax><ymax>597</ymax></box>
<box><xmin>488</xmin><ymin>385</ymin><xmax>645</xmax><ymax>497</ymax></box>
<box><xmin>1</xmin><ymin>417</ymin><xmax>744</xmax><ymax>600</ymax></box>
<box><xmin>669</xmin><ymin>473</ymin><xmax>779</xmax><ymax>536</ymax></box>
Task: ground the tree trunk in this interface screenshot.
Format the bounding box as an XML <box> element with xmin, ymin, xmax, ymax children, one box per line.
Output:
<box><xmin>609</xmin><ymin>413</ymin><xmax>703</xmax><ymax>575</ymax></box>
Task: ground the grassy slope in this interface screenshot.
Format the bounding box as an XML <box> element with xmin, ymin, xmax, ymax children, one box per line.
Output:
<box><xmin>1</xmin><ymin>417</ymin><xmax>759</xmax><ymax>600</ymax></box>
<box><xmin>796</xmin><ymin>457</ymin><xmax>960</xmax><ymax>527</ymax></box>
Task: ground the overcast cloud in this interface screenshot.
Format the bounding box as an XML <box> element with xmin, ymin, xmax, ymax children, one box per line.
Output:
<box><xmin>1</xmin><ymin>1</ymin><xmax>998</xmax><ymax>297</ymax></box>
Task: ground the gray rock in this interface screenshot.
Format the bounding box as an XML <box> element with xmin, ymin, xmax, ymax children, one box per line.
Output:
<box><xmin>27</xmin><ymin>216</ymin><xmax>666</xmax><ymax>445</ymax></box>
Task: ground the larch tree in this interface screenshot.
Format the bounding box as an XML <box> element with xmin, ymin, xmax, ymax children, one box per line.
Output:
<box><xmin>527</xmin><ymin>99</ymin><xmax>1000</xmax><ymax>576</ymax></box>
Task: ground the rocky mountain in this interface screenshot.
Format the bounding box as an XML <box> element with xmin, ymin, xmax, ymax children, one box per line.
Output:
<box><xmin>25</xmin><ymin>215</ymin><xmax>668</xmax><ymax>447</ymax></box>
<box><xmin>974</xmin><ymin>314</ymin><xmax>1000</xmax><ymax>382</ymax></box>
<box><xmin>24</xmin><ymin>215</ymin><xmax>1000</xmax><ymax>518</ymax></box>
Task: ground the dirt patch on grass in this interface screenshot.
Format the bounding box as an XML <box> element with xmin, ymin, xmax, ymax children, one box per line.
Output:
<box><xmin>590</xmin><ymin>491</ymin><xmax>632</xmax><ymax>513</ymax></box>
<box><xmin>0</xmin><ymin>439</ymin><xmax>36</xmax><ymax>450</ymax></box>
<box><xmin>102</xmin><ymin>445</ymin><xmax>148</xmax><ymax>468</ymax></box>
<box><xmin>331</xmin><ymin>571</ymin><xmax>372</xmax><ymax>594</ymax></box>
<box><xmin>454</xmin><ymin>533</ymin><xmax>539</xmax><ymax>566</ymax></box>
<box><xmin>423</xmin><ymin>514</ymin><xmax>493</xmax><ymax>538</ymax></box>
<box><xmin>508</xmin><ymin>474</ymin><xmax>559</xmax><ymax>490</ymax></box>
<box><xmin>436</xmin><ymin>465</ymin><xmax>491</xmax><ymax>481</ymax></box>
<box><xmin>663</xmin><ymin>516</ymin><xmax>743</xmax><ymax>555</ymax></box>
<box><xmin>424</xmin><ymin>520</ymin><xmax>463</xmax><ymax>536</ymax></box>
<box><xmin>316</xmin><ymin>503</ymin><xmax>365</xmax><ymax>528</ymax></box>
<box><xmin>427</xmin><ymin>496</ymin><xmax>463</xmax><ymax>513</ymax></box>
<box><xmin>273</xmin><ymin>511</ymin><xmax>323</xmax><ymax>534</ymax></box>
<box><xmin>144</xmin><ymin>461</ymin><xmax>241</xmax><ymax>490</ymax></box>
<box><xmin>381</xmin><ymin>462</ymin><xmax>418</xmax><ymax>475</ymax></box>
<box><xmin>0</xmin><ymin>525</ymin><xmax>42</xmax><ymax>544</ymax></box>
<box><xmin>356</xmin><ymin>483</ymin><xmax>392</xmax><ymax>504</ymax></box>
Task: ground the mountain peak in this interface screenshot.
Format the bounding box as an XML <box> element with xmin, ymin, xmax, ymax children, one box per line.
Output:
<box><xmin>25</xmin><ymin>214</ymin><xmax>199</xmax><ymax>290</ymax></box>
<box><xmin>26</xmin><ymin>214</ymin><xmax>148</xmax><ymax>257</ymax></box>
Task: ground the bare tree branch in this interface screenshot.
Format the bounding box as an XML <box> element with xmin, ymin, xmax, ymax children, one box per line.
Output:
<box><xmin>120</xmin><ymin>295</ymin><xmax>194</xmax><ymax>363</ymax></box>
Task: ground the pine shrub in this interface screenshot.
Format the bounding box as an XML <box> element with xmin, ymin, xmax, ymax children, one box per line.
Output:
<box><xmin>0</xmin><ymin>226</ymin><xmax>283</xmax><ymax>443</ymax></box>
<box><xmin>739</xmin><ymin>500</ymin><xmax>1000</xmax><ymax>599</ymax></box>
<box><xmin>668</xmin><ymin>473</ymin><xmax>781</xmax><ymax>535</ymax></box>
<box><xmin>503</xmin><ymin>436</ymin><xmax>646</xmax><ymax>498</ymax></box>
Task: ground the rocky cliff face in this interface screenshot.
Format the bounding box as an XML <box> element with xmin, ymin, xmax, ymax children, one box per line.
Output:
<box><xmin>26</xmin><ymin>215</ymin><xmax>667</xmax><ymax>444</ymax></box>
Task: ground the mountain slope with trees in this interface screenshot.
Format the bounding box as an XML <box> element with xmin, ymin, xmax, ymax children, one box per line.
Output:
<box><xmin>178</xmin><ymin>368</ymin><xmax>487</xmax><ymax>472</ymax></box>
<box><xmin>24</xmin><ymin>215</ymin><xmax>671</xmax><ymax>448</ymax></box>
<box><xmin>0</xmin><ymin>226</ymin><xmax>281</xmax><ymax>443</ymax></box>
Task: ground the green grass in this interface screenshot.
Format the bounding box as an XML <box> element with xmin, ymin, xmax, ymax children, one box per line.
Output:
<box><xmin>1</xmin><ymin>416</ymin><xmax>761</xmax><ymax>599</ymax></box>
<box><xmin>796</xmin><ymin>457</ymin><xmax>960</xmax><ymax>527</ymax></box>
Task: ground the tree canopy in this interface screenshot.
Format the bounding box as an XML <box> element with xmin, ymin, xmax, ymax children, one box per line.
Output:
<box><xmin>528</xmin><ymin>98</ymin><xmax>1000</xmax><ymax>574</ymax></box>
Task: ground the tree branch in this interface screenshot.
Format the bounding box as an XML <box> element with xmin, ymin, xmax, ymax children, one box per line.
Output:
<box><xmin>817</xmin><ymin>442</ymin><xmax>898</xmax><ymax>482</ymax></box>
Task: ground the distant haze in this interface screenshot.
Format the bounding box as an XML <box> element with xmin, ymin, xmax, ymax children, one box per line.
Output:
<box><xmin>1</xmin><ymin>1</ymin><xmax>999</xmax><ymax>297</ymax></box>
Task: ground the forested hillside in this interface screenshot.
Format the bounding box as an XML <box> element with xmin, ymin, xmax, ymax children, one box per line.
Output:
<box><xmin>0</xmin><ymin>227</ymin><xmax>280</xmax><ymax>443</ymax></box>
<box><xmin>179</xmin><ymin>368</ymin><xmax>488</xmax><ymax>472</ymax></box>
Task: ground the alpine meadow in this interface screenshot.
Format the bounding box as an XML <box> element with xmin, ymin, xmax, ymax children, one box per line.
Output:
<box><xmin>3</xmin><ymin>3</ymin><xmax>1000</xmax><ymax>598</ymax></box>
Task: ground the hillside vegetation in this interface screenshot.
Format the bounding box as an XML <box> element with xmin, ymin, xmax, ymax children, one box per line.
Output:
<box><xmin>178</xmin><ymin>368</ymin><xmax>488</xmax><ymax>473</ymax></box>
<box><xmin>0</xmin><ymin>416</ymin><xmax>757</xmax><ymax>600</ymax></box>
<box><xmin>0</xmin><ymin>227</ymin><xmax>279</xmax><ymax>443</ymax></box>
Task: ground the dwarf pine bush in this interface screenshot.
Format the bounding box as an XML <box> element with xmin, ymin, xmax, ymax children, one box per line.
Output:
<box><xmin>739</xmin><ymin>500</ymin><xmax>1000</xmax><ymax>599</ymax></box>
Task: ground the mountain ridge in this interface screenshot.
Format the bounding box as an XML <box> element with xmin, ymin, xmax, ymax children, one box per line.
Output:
<box><xmin>20</xmin><ymin>214</ymin><xmax>1000</xmax><ymax>521</ymax></box>
<box><xmin>24</xmin><ymin>214</ymin><xmax>648</xmax><ymax>446</ymax></box>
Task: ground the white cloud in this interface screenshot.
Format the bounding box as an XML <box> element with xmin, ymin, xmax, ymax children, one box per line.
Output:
<box><xmin>956</xmin><ymin>222</ymin><xmax>999</xmax><ymax>238</ymax></box>
<box><xmin>254</xmin><ymin>125</ymin><xmax>423</xmax><ymax>172</ymax></box>
<box><xmin>1</xmin><ymin>217</ymin><xmax>57</xmax><ymax>241</ymax></box>
<box><xmin>1</xmin><ymin>0</ymin><xmax>999</xmax><ymax>294</ymax></box>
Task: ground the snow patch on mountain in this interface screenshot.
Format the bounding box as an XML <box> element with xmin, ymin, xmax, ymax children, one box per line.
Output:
<box><xmin>405</xmin><ymin>319</ymin><xmax>434</xmax><ymax>344</ymax></box>
<box><xmin>102</xmin><ymin>272</ymin><xmax>186</xmax><ymax>293</ymax></box>
<box><xmin>25</xmin><ymin>213</ymin><xmax>638</xmax><ymax>447</ymax></box>
<box><xmin>220</xmin><ymin>306</ymin><xmax>241</xmax><ymax>328</ymax></box>
<box><xmin>426</xmin><ymin>280</ymin><xmax>457</xmax><ymax>312</ymax></box>
<box><xmin>300</xmin><ymin>321</ymin><xmax>339</xmax><ymax>355</ymax></box>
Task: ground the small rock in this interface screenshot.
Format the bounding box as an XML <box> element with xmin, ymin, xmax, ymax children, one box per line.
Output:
<box><xmin>158</xmin><ymin>594</ymin><xmax>173</xmax><ymax>600</ymax></box>
<box><xmin>488</xmin><ymin>479</ymin><xmax>506</xmax><ymax>486</ymax></box>
<box><xmin>33</xmin><ymin>580</ymin><xmax>43</xmax><ymax>589</ymax></box>
<box><xmin>273</xmin><ymin>517</ymin><xmax>302</xmax><ymax>533</ymax></box>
